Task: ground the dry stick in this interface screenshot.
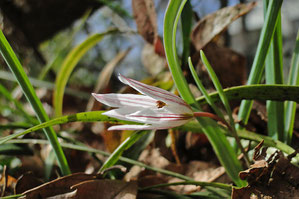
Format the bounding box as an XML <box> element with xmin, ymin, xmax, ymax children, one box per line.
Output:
<box><xmin>168</xmin><ymin>129</ymin><xmax>181</xmax><ymax>165</ymax></box>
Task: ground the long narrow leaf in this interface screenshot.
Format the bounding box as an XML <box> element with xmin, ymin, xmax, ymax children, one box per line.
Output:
<box><xmin>196</xmin><ymin>84</ymin><xmax>299</xmax><ymax>104</ymax></box>
<box><xmin>0</xmin><ymin>30</ymin><xmax>70</xmax><ymax>175</ymax></box>
<box><xmin>0</xmin><ymin>111</ymin><xmax>133</xmax><ymax>144</ymax></box>
<box><xmin>264</xmin><ymin>0</ymin><xmax>284</xmax><ymax>141</ymax></box>
<box><xmin>188</xmin><ymin>57</ymin><xmax>224</xmax><ymax>119</ymax></box>
<box><xmin>163</xmin><ymin>0</ymin><xmax>196</xmax><ymax>106</ymax></box>
<box><xmin>200</xmin><ymin>51</ymin><xmax>250</xmax><ymax>166</ymax></box>
<box><xmin>54</xmin><ymin>29</ymin><xmax>117</xmax><ymax>117</ymax></box>
<box><xmin>141</xmin><ymin>181</ymin><xmax>231</xmax><ymax>191</ymax></box>
<box><xmin>163</xmin><ymin>0</ymin><xmax>246</xmax><ymax>187</ymax></box>
<box><xmin>237</xmin><ymin>0</ymin><xmax>283</xmax><ymax>126</ymax></box>
<box><xmin>200</xmin><ymin>51</ymin><xmax>234</xmax><ymax>126</ymax></box>
<box><xmin>285</xmin><ymin>30</ymin><xmax>299</xmax><ymax>144</ymax></box>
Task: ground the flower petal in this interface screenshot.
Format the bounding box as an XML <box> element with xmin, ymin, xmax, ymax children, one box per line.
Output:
<box><xmin>127</xmin><ymin>109</ymin><xmax>192</xmax><ymax>123</ymax></box>
<box><xmin>92</xmin><ymin>93</ymin><xmax>157</xmax><ymax>108</ymax></box>
<box><xmin>118</xmin><ymin>74</ymin><xmax>191</xmax><ymax>108</ymax></box>
<box><xmin>102</xmin><ymin>107</ymin><xmax>141</xmax><ymax>121</ymax></box>
<box><xmin>107</xmin><ymin>121</ymin><xmax>190</xmax><ymax>131</ymax></box>
<box><xmin>103</xmin><ymin>107</ymin><xmax>192</xmax><ymax>128</ymax></box>
<box><xmin>108</xmin><ymin>124</ymin><xmax>154</xmax><ymax>130</ymax></box>
<box><xmin>123</xmin><ymin>108</ymin><xmax>193</xmax><ymax>129</ymax></box>
<box><xmin>127</xmin><ymin>114</ymin><xmax>192</xmax><ymax>127</ymax></box>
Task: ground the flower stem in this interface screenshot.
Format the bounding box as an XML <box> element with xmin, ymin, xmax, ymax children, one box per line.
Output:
<box><xmin>194</xmin><ymin>112</ymin><xmax>230</xmax><ymax>129</ymax></box>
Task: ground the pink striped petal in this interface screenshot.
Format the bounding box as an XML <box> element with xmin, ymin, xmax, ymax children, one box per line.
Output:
<box><xmin>103</xmin><ymin>108</ymin><xmax>192</xmax><ymax>127</ymax></box>
<box><xmin>108</xmin><ymin>124</ymin><xmax>154</xmax><ymax>130</ymax></box>
<box><xmin>118</xmin><ymin>74</ymin><xmax>190</xmax><ymax>109</ymax></box>
<box><xmin>108</xmin><ymin>121</ymin><xmax>190</xmax><ymax>131</ymax></box>
<box><xmin>92</xmin><ymin>93</ymin><xmax>157</xmax><ymax>108</ymax></box>
<box><xmin>127</xmin><ymin>114</ymin><xmax>192</xmax><ymax>126</ymax></box>
<box><xmin>107</xmin><ymin>123</ymin><xmax>185</xmax><ymax>131</ymax></box>
<box><xmin>102</xmin><ymin>107</ymin><xmax>141</xmax><ymax>121</ymax></box>
<box><xmin>127</xmin><ymin>108</ymin><xmax>192</xmax><ymax>123</ymax></box>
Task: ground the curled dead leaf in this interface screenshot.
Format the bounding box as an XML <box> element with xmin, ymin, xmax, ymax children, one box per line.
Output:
<box><xmin>232</xmin><ymin>141</ymin><xmax>299</xmax><ymax>199</ymax></box>
<box><xmin>191</xmin><ymin>2</ymin><xmax>256</xmax><ymax>50</ymax></box>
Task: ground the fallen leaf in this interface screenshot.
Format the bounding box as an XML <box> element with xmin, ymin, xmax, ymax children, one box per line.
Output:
<box><xmin>191</xmin><ymin>2</ymin><xmax>256</xmax><ymax>50</ymax></box>
<box><xmin>15</xmin><ymin>172</ymin><xmax>43</xmax><ymax>194</ymax></box>
<box><xmin>132</xmin><ymin>0</ymin><xmax>157</xmax><ymax>44</ymax></box>
<box><xmin>21</xmin><ymin>173</ymin><xmax>97</xmax><ymax>199</ymax></box>
<box><xmin>69</xmin><ymin>179</ymin><xmax>137</xmax><ymax>199</ymax></box>
<box><xmin>232</xmin><ymin>141</ymin><xmax>299</xmax><ymax>199</ymax></box>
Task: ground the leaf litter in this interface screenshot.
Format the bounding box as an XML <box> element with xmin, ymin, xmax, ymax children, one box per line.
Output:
<box><xmin>232</xmin><ymin>140</ymin><xmax>299</xmax><ymax>199</ymax></box>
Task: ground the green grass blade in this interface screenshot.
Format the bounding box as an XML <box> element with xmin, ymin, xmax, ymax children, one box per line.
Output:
<box><xmin>163</xmin><ymin>0</ymin><xmax>197</xmax><ymax>106</ymax></box>
<box><xmin>0</xmin><ymin>123</ymin><xmax>32</xmax><ymax>130</ymax></box>
<box><xmin>188</xmin><ymin>57</ymin><xmax>224</xmax><ymax>119</ymax></box>
<box><xmin>140</xmin><ymin>181</ymin><xmax>232</xmax><ymax>191</ymax></box>
<box><xmin>0</xmin><ymin>111</ymin><xmax>133</xmax><ymax>144</ymax></box>
<box><xmin>237</xmin><ymin>0</ymin><xmax>283</xmax><ymax>126</ymax></box>
<box><xmin>164</xmin><ymin>0</ymin><xmax>245</xmax><ymax>187</ymax></box>
<box><xmin>285</xmin><ymin>30</ymin><xmax>299</xmax><ymax>144</ymax></box>
<box><xmin>196</xmin><ymin>84</ymin><xmax>299</xmax><ymax>105</ymax></box>
<box><xmin>200</xmin><ymin>51</ymin><xmax>250</xmax><ymax>166</ymax></box>
<box><xmin>264</xmin><ymin>0</ymin><xmax>285</xmax><ymax>141</ymax></box>
<box><xmin>99</xmin><ymin>130</ymin><xmax>148</xmax><ymax>172</ymax></box>
<box><xmin>0</xmin><ymin>30</ymin><xmax>70</xmax><ymax>175</ymax></box>
<box><xmin>54</xmin><ymin>29</ymin><xmax>117</xmax><ymax>117</ymax></box>
<box><xmin>200</xmin><ymin>51</ymin><xmax>234</xmax><ymax>126</ymax></box>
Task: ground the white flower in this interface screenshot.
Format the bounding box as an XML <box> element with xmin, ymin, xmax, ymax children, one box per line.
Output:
<box><xmin>92</xmin><ymin>74</ymin><xmax>194</xmax><ymax>130</ymax></box>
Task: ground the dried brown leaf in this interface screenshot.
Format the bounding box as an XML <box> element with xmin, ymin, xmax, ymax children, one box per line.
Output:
<box><xmin>191</xmin><ymin>2</ymin><xmax>256</xmax><ymax>50</ymax></box>
<box><xmin>22</xmin><ymin>173</ymin><xmax>97</xmax><ymax>199</ymax></box>
<box><xmin>232</xmin><ymin>142</ymin><xmax>299</xmax><ymax>199</ymax></box>
<box><xmin>15</xmin><ymin>172</ymin><xmax>43</xmax><ymax>194</ymax></box>
<box><xmin>70</xmin><ymin>179</ymin><xmax>137</xmax><ymax>199</ymax></box>
<box><xmin>132</xmin><ymin>0</ymin><xmax>157</xmax><ymax>44</ymax></box>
